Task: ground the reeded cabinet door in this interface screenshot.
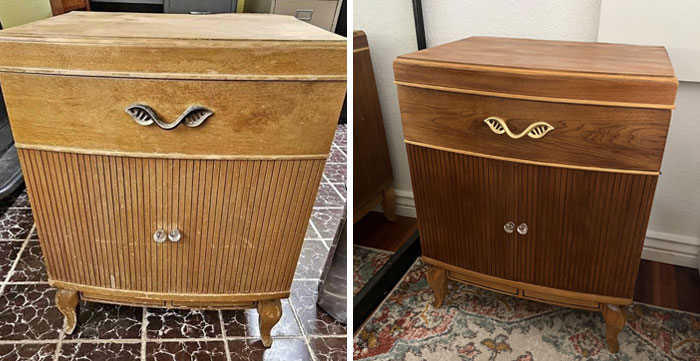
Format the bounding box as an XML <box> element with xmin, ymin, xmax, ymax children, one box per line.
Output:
<box><xmin>407</xmin><ymin>144</ymin><xmax>518</xmax><ymax>281</ymax></box>
<box><xmin>515</xmin><ymin>163</ymin><xmax>658</xmax><ymax>298</ymax></box>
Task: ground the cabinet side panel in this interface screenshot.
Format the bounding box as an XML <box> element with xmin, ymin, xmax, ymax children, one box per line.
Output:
<box><xmin>353</xmin><ymin>45</ymin><xmax>394</xmax><ymax>208</ymax></box>
<box><xmin>406</xmin><ymin>144</ymin><xmax>517</xmax><ymax>280</ymax></box>
<box><xmin>19</xmin><ymin>148</ymin><xmax>323</xmax><ymax>294</ymax></box>
<box><xmin>519</xmin><ymin>164</ymin><xmax>657</xmax><ymax>298</ymax></box>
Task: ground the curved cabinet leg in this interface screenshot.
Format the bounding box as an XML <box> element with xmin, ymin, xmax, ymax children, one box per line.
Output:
<box><xmin>381</xmin><ymin>186</ymin><xmax>397</xmax><ymax>222</ymax></box>
<box><xmin>257</xmin><ymin>299</ymin><xmax>282</xmax><ymax>348</ymax></box>
<box><xmin>601</xmin><ymin>304</ymin><xmax>625</xmax><ymax>353</ymax></box>
<box><xmin>426</xmin><ymin>266</ymin><xmax>447</xmax><ymax>308</ymax></box>
<box><xmin>55</xmin><ymin>289</ymin><xmax>79</xmax><ymax>335</ymax></box>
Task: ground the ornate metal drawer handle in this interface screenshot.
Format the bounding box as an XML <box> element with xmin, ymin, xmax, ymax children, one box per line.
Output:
<box><xmin>483</xmin><ymin>116</ymin><xmax>554</xmax><ymax>139</ymax></box>
<box><xmin>125</xmin><ymin>104</ymin><xmax>214</xmax><ymax>130</ymax></box>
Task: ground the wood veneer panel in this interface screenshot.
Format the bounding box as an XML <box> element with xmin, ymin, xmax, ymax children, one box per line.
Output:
<box><xmin>18</xmin><ymin>148</ymin><xmax>322</xmax><ymax>295</ymax></box>
<box><xmin>398</xmin><ymin>85</ymin><xmax>671</xmax><ymax>172</ymax></box>
<box><xmin>353</xmin><ymin>31</ymin><xmax>394</xmax><ymax>218</ymax></box>
<box><xmin>0</xmin><ymin>73</ymin><xmax>345</xmax><ymax>158</ymax></box>
<box><xmin>406</xmin><ymin>144</ymin><xmax>517</xmax><ymax>280</ymax></box>
<box><xmin>394</xmin><ymin>37</ymin><xmax>677</xmax><ymax>107</ymax></box>
<box><xmin>517</xmin><ymin>164</ymin><xmax>657</xmax><ymax>298</ymax></box>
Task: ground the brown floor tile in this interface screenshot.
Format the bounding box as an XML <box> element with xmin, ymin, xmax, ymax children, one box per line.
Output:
<box><xmin>222</xmin><ymin>299</ymin><xmax>301</xmax><ymax>338</ymax></box>
<box><xmin>314</xmin><ymin>185</ymin><xmax>344</xmax><ymax>208</ymax></box>
<box><xmin>64</xmin><ymin>302</ymin><xmax>142</xmax><ymax>340</ymax></box>
<box><xmin>309</xmin><ymin>337</ymin><xmax>347</xmax><ymax>361</ymax></box>
<box><xmin>228</xmin><ymin>338</ymin><xmax>312</xmax><ymax>361</ymax></box>
<box><xmin>310</xmin><ymin>209</ymin><xmax>344</xmax><ymax>240</ymax></box>
<box><xmin>326</xmin><ymin>147</ymin><xmax>346</xmax><ymax>163</ymax></box>
<box><xmin>146</xmin><ymin>308</ymin><xmax>221</xmax><ymax>339</ymax></box>
<box><xmin>294</xmin><ymin>240</ymin><xmax>330</xmax><ymax>280</ymax></box>
<box><xmin>289</xmin><ymin>280</ymin><xmax>346</xmax><ymax>336</ymax></box>
<box><xmin>323</xmin><ymin>163</ymin><xmax>346</xmax><ymax>184</ymax></box>
<box><xmin>59</xmin><ymin>342</ymin><xmax>140</xmax><ymax>361</ymax></box>
<box><xmin>146</xmin><ymin>341</ymin><xmax>227</xmax><ymax>361</ymax></box>
<box><xmin>0</xmin><ymin>343</ymin><xmax>55</xmax><ymax>361</ymax></box>
<box><xmin>0</xmin><ymin>284</ymin><xmax>62</xmax><ymax>340</ymax></box>
<box><xmin>9</xmin><ymin>241</ymin><xmax>47</xmax><ymax>282</ymax></box>
<box><xmin>0</xmin><ymin>208</ymin><xmax>34</xmax><ymax>240</ymax></box>
<box><xmin>0</xmin><ymin>241</ymin><xmax>22</xmax><ymax>280</ymax></box>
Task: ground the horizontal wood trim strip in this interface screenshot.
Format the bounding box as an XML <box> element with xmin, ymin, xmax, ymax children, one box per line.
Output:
<box><xmin>395</xmin><ymin>81</ymin><xmax>674</xmax><ymax>110</ymax></box>
<box><xmin>404</xmin><ymin>140</ymin><xmax>660</xmax><ymax>176</ymax></box>
<box><xmin>521</xmin><ymin>289</ymin><xmax>601</xmax><ymax>310</ymax></box>
<box><xmin>51</xmin><ymin>280</ymin><xmax>289</xmax><ymax>302</ymax></box>
<box><xmin>0</xmin><ymin>67</ymin><xmax>347</xmax><ymax>81</ymax></box>
<box><xmin>448</xmin><ymin>271</ymin><xmax>519</xmax><ymax>295</ymax></box>
<box><xmin>394</xmin><ymin>57</ymin><xmax>677</xmax><ymax>84</ymax></box>
<box><xmin>353</xmin><ymin>47</ymin><xmax>369</xmax><ymax>53</ymax></box>
<box><xmin>15</xmin><ymin>143</ymin><xmax>328</xmax><ymax>161</ymax></box>
<box><xmin>423</xmin><ymin>256</ymin><xmax>632</xmax><ymax>306</ymax></box>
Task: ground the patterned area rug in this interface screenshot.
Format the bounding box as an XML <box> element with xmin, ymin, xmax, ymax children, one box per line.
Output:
<box><xmin>354</xmin><ymin>259</ymin><xmax>700</xmax><ymax>361</ymax></box>
<box><xmin>353</xmin><ymin>246</ymin><xmax>392</xmax><ymax>295</ymax></box>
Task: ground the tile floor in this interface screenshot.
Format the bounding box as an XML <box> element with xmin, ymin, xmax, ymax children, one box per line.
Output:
<box><xmin>0</xmin><ymin>125</ymin><xmax>347</xmax><ymax>361</ymax></box>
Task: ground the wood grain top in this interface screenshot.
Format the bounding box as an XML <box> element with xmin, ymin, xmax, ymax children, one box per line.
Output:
<box><xmin>398</xmin><ymin>36</ymin><xmax>675</xmax><ymax>78</ymax></box>
<box><xmin>0</xmin><ymin>11</ymin><xmax>344</xmax><ymax>43</ymax></box>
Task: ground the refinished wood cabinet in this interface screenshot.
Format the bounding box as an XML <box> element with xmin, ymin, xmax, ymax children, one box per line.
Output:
<box><xmin>0</xmin><ymin>12</ymin><xmax>346</xmax><ymax>347</ymax></box>
<box><xmin>395</xmin><ymin>37</ymin><xmax>677</xmax><ymax>353</ymax></box>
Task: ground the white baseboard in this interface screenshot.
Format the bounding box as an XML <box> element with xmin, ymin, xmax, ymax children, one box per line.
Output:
<box><xmin>389</xmin><ymin>190</ymin><xmax>700</xmax><ymax>269</ymax></box>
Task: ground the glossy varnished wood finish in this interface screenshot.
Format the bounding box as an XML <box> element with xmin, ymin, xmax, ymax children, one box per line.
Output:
<box><xmin>353</xmin><ymin>31</ymin><xmax>395</xmax><ymax>222</ymax></box>
<box><xmin>353</xmin><ymin>212</ymin><xmax>418</xmax><ymax>252</ymax></box>
<box><xmin>0</xmin><ymin>73</ymin><xmax>345</xmax><ymax>158</ymax></box>
<box><xmin>407</xmin><ymin>145</ymin><xmax>517</xmax><ymax>281</ymax></box>
<box><xmin>396</xmin><ymin>37</ymin><xmax>678</xmax><ymax>353</ymax></box>
<box><xmin>399</xmin><ymin>86</ymin><xmax>671</xmax><ymax>172</ymax></box>
<box><xmin>19</xmin><ymin>148</ymin><xmax>323</xmax><ymax>298</ymax></box>
<box><xmin>394</xmin><ymin>37</ymin><xmax>677</xmax><ymax>108</ymax></box>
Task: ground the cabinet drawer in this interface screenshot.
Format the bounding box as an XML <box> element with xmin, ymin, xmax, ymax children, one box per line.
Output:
<box><xmin>398</xmin><ymin>85</ymin><xmax>671</xmax><ymax>173</ymax></box>
<box><xmin>20</xmin><ymin>149</ymin><xmax>324</xmax><ymax>295</ymax></box>
<box><xmin>0</xmin><ymin>73</ymin><xmax>345</xmax><ymax>158</ymax></box>
<box><xmin>274</xmin><ymin>0</ymin><xmax>338</xmax><ymax>31</ymax></box>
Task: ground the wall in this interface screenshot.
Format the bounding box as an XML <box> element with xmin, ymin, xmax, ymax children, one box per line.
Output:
<box><xmin>354</xmin><ymin>0</ymin><xmax>700</xmax><ymax>267</ymax></box>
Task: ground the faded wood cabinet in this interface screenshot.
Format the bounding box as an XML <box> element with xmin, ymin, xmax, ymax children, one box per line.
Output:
<box><xmin>0</xmin><ymin>12</ymin><xmax>346</xmax><ymax>347</ymax></box>
<box><xmin>395</xmin><ymin>37</ymin><xmax>677</xmax><ymax>353</ymax></box>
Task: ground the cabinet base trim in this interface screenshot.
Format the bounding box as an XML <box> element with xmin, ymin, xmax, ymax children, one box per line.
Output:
<box><xmin>50</xmin><ymin>280</ymin><xmax>290</xmax><ymax>305</ymax></box>
<box><xmin>422</xmin><ymin>256</ymin><xmax>632</xmax><ymax>308</ymax></box>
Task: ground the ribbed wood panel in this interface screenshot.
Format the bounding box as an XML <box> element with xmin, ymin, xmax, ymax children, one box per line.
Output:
<box><xmin>18</xmin><ymin>148</ymin><xmax>323</xmax><ymax>295</ymax></box>
<box><xmin>407</xmin><ymin>144</ymin><xmax>518</xmax><ymax>281</ymax></box>
<box><xmin>517</xmin><ymin>162</ymin><xmax>656</xmax><ymax>298</ymax></box>
<box><xmin>407</xmin><ymin>144</ymin><xmax>657</xmax><ymax>299</ymax></box>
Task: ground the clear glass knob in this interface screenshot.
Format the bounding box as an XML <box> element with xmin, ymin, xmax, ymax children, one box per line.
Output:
<box><xmin>503</xmin><ymin>222</ymin><xmax>515</xmax><ymax>234</ymax></box>
<box><xmin>168</xmin><ymin>229</ymin><xmax>181</xmax><ymax>242</ymax></box>
<box><xmin>517</xmin><ymin>223</ymin><xmax>528</xmax><ymax>235</ymax></box>
<box><xmin>153</xmin><ymin>229</ymin><xmax>166</xmax><ymax>243</ymax></box>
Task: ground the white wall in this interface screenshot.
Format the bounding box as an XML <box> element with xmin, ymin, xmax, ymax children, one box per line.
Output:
<box><xmin>354</xmin><ymin>0</ymin><xmax>700</xmax><ymax>267</ymax></box>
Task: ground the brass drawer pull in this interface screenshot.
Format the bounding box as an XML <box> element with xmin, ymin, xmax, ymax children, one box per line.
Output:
<box><xmin>483</xmin><ymin>116</ymin><xmax>554</xmax><ymax>139</ymax></box>
<box><xmin>125</xmin><ymin>104</ymin><xmax>214</xmax><ymax>130</ymax></box>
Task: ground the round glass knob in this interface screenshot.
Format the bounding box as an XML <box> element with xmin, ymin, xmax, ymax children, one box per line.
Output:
<box><xmin>517</xmin><ymin>223</ymin><xmax>528</xmax><ymax>235</ymax></box>
<box><xmin>168</xmin><ymin>229</ymin><xmax>181</xmax><ymax>243</ymax></box>
<box><xmin>153</xmin><ymin>229</ymin><xmax>166</xmax><ymax>243</ymax></box>
<box><xmin>503</xmin><ymin>222</ymin><xmax>515</xmax><ymax>234</ymax></box>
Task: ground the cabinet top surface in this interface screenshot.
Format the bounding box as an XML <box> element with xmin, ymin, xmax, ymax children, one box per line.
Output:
<box><xmin>398</xmin><ymin>36</ymin><xmax>675</xmax><ymax>79</ymax></box>
<box><xmin>0</xmin><ymin>11</ymin><xmax>345</xmax><ymax>43</ymax></box>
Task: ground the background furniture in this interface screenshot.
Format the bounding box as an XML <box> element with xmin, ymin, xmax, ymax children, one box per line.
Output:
<box><xmin>0</xmin><ymin>12</ymin><xmax>346</xmax><ymax>347</ymax></box>
<box><xmin>353</xmin><ymin>31</ymin><xmax>395</xmax><ymax>223</ymax></box>
<box><xmin>395</xmin><ymin>36</ymin><xmax>677</xmax><ymax>353</ymax></box>
<box><xmin>50</xmin><ymin>0</ymin><xmax>90</xmax><ymax>15</ymax></box>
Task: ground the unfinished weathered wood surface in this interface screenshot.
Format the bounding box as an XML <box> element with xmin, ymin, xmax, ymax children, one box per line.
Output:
<box><xmin>0</xmin><ymin>12</ymin><xmax>346</xmax><ymax>346</ymax></box>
